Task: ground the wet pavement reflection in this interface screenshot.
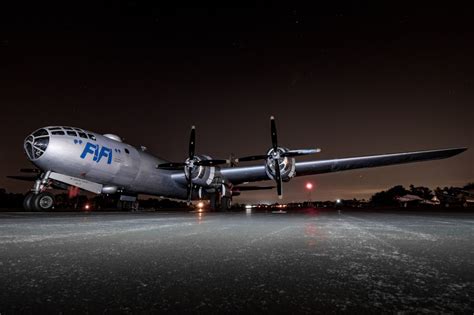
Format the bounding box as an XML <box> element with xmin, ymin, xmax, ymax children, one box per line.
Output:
<box><xmin>0</xmin><ymin>210</ymin><xmax>472</xmax><ymax>313</ymax></box>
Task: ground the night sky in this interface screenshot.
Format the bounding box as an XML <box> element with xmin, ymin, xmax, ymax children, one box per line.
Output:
<box><xmin>0</xmin><ymin>4</ymin><xmax>472</xmax><ymax>203</ymax></box>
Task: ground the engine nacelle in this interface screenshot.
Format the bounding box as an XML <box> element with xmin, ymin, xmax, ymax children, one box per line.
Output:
<box><xmin>265</xmin><ymin>147</ymin><xmax>296</xmax><ymax>182</ymax></box>
<box><xmin>186</xmin><ymin>155</ymin><xmax>218</xmax><ymax>187</ymax></box>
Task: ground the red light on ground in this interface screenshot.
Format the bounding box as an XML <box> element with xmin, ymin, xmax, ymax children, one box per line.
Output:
<box><xmin>306</xmin><ymin>183</ymin><xmax>313</xmax><ymax>190</ymax></box>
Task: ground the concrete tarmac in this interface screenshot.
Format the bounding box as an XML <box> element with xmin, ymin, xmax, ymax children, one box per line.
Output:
<box><xmin>0</xmin><ymin>210</ymin><xmax>473</xmax><ymax>313</ymax></box>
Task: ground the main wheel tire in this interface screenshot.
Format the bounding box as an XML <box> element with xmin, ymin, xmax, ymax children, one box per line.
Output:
<box><xmin>209</xmin><ymin>194</ymin><xmax>218</xmax><ymax>211</ymax></box>
<box><xmin>23</xmin><ymin>192</ymin><xmax>35</xmax><ymax>211</ymax></box>
<box><xmin>220</xmin><ymin>197</ymin><xmax>232</xmax><ymax>211</ymax></box>
<box><xmin>32</xmin><ymin>192</ymin><xmax>55</xmax><ymax>211</ymax></box>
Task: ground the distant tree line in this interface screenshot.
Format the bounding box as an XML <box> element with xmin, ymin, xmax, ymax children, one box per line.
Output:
<box><xmin>0</xmin><ymin>188</ymin><xmax>24</xmax><ymax>208</ymax></box>
<box><xmin>370</xmin><ymin>183</ymin><xmax>474</xmax><ymax>207</ymax></box>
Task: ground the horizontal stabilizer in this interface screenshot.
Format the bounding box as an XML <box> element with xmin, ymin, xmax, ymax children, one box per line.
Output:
<box><xmin>7</xmin><ymin>175</ymin><xmax>38</xmax><ymax>181</ymax></box>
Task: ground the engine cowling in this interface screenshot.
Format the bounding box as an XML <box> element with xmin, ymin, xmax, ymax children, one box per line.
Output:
<box><xmin>265</xmin><ymin>147</ymin><xmax>296</xmax><ymax>182</ymax></box>
<box><xmin>185</xmin><ymin>155</ymin><xmax>218</xmax><ymax>186</ymax></box>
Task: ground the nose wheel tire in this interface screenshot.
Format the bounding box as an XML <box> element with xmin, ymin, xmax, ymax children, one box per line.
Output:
<box><xmin>32</xmin><ymin>192</ymin><xmax>55</xmax><ymax>211</ymax></box>
<box><xmin>23</xmin><ymin>192</ymin><xmax>36</xmax><ymax>211</ymax></box>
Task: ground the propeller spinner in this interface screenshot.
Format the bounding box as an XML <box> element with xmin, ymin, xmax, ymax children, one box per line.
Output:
<box><xmin>236</xmin><ymin>116</ymin><xmax>320</xmax><ymax>199</ymax></box>
<box><xmin>157</xmin><ymin>126</ymin><xmax>228</xmax><ymax>204</ymax></box>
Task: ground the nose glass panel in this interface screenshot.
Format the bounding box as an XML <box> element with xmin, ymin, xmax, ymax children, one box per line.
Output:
<box><xmin>24</xmin><ymin>129</ymin><xmax>50</xmax><ymax>160</ymax></box>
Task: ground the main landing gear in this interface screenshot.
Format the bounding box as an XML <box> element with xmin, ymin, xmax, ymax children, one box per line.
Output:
<box><xmin>23</xmin><ymin>171</ymin><xmax>55</xmax><ymax>211</ymax></box>
<box><xmin>209</xmin><ymin>193</ymin><xmax>232</xmax><ymax>212</ymax></box>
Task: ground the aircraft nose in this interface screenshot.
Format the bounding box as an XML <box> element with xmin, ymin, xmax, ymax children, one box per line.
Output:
<box><xmin>24</xmin><ymin>128</ymin><xmax>50</xmax><ymax>160</ymax></box>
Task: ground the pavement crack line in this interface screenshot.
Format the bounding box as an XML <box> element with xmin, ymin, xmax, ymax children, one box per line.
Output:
<box><xmin>340</xmin><ymin>214</ymin><xmax>447</xmax><ymax>282</ymax></box>
<box><xmin>249</xmin><ymin>225</ymin><xmax>295</xmax><ymax>244</ymax></box>
<box><xmin>0</xmin><ymin>222</ymin><xmax>199</xmax><ymax>244</ymax></box>
<box><xmin>341</xmin><ymin>213</ymin><xmax>444</xmax><ymax>256</ymax></box>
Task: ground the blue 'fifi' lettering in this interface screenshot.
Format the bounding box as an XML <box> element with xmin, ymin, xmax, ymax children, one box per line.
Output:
<box><xmin>97</xmin><ymin>147</ymin><xmax>113</xmax><ymax>164</ymax></box>
<box><xmin>80</xmin><ymin>142</ymin><xmax>113</xmax><ymax>164</ymax></box>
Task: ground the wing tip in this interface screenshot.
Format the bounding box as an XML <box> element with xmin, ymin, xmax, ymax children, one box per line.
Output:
<box><xmin>444</xmin><ymin>147</ymin><xmax>468</xmax><ymax>156</ymax></box>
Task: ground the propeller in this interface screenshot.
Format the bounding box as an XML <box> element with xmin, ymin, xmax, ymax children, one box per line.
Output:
<box><xmin>157</xmin><ymin>126</ymin><xmax>228</xmax><ymax>204</ymax></box>
<box><xmin>236</xmin><ymin>116</ymin><xmax>321</xmax><ymax>199</ymax></box>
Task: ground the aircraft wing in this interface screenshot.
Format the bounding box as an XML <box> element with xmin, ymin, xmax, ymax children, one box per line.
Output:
<box><xmin>221</xmin><ymin>147</ymin><xmax>467</xmax><ymax>185</ymax></box>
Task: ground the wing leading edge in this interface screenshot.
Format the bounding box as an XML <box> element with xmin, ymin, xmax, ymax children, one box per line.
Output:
<box><xmin>221</xmin><ymin>147</ymin><xmax>467</xmax><ymax>185</ymax></box>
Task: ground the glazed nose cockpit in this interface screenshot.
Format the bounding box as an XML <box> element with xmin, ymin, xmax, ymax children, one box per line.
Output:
<box><xmin>24</xmin><ymin>128</ymin><xmax>50</xmax><ymax>160</ymax></box>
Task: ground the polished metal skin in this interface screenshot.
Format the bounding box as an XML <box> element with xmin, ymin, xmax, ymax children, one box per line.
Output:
<box><xmin>23</xmin><ymin>125</ymin><xmax>467</xmax><ymax>204</ymax></box>
<box><xmin>27</xmin><ymin>126</ymin><xmax>187</xmax><ymax>200</ymax></box>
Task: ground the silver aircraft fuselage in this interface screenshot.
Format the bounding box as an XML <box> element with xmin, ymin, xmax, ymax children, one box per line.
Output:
<box><xmin>25</xmin><ymin>126</ymin><xmax>190</xmax><ymax>199</ymax></box>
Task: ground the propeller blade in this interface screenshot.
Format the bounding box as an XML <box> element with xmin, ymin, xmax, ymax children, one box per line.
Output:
<box><xmin>195</xmin><ymin>159</ymin><xmax>229</xmax><ymax>167</ymax></box>
<box><xmin>270</xmin><ymin>116</ymin><xmax>278</xmax><ymax>150</ymax></box>
<box><xmin>186</xmin><ymin>168</ymin><xmax>193</xmax><ymax>205</ymax></box>
<box><xmin>274</xmin><ymin>159</ymin><xmax>282</xmax><ymax>199</ymax></box>
<box><xmin>235</xmin><ymin>154</ymin><xmax>269</xmax><ymax>162</ymax></box>
<box><xmin>157</xmin><ymin>162</ymin><xmax>186</xmax><ymax>170</ymax></box>
<box><xmin>281</xmin><ymin>148</ymin><xmax>321</xmax><ymax>158</ymax></box>
<box><xmin>229</xmin><ymin>153</ymin><xmax>237</xmax><ymax>167</ymax></box>
<box><xmin>189</xmin><ymin>126</ymin><xmax>196</xmax><ymax>159</ymax></box>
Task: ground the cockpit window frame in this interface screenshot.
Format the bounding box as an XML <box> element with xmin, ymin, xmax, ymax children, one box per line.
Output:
<box><xmin>33</xmin><ymin>129</ymin><xmax>49</xmax><ymax>137</ymax></box>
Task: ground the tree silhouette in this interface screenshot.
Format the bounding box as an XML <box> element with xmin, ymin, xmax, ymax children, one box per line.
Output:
<box><xmin>409</xmin><ymin>184</ymin><xmax>434</xmax><ymax>200</ymax></box>
<box><xmin>370</xmin><ymin>185</ymin><xmax>408</xmax><ymax>206</ymax></box>
<box><xmin>463</xmin><ymin>183</ymin><xmax>474</xmax><ymax>190</ymax></box>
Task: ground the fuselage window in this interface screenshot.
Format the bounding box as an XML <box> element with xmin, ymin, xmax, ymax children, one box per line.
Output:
<box><xmin>66</xmin><ymin>131</ymin><xmax>77</xmax><ymax>136</ymax></box>
<box><xmin>33</xmin><ymin>129</ymin><xmax>48</xmax><ymax>137</ymax></box>
<box><xmin>63</xmin><ymin>127</ymin><xmax>73</xmax><ymax>130</ymax></box>
<box><xmin>124</xmin><ymin>148</ymin><xmax>130</xmax><ymax>154</ymax></box>
<box><xmin>87</xmin><ymin>134</ymin><xmax>96</xmax><ymax>140</ymax></box>
<box><xmin>48</xmin><ymin>127</ymin><xmax>62</xmax><ymax>131</ymax></box>
<box><xmin>78</xmin><ymin>132</ymin><xmax>88</xmax><ymax>138</ymax></box>
<box><xmin>51</xmin><ymin>130</ymin><xmax>65</xmax><ymax>135</ymax></box>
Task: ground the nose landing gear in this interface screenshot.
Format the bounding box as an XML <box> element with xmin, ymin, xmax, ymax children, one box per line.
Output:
<box><xmin>24</xmin><ymin>192</ymin><xmax>55</xmax><ymax>211</ymax></box>
<box><xmin>23</xmin><ymin>171</ymin><xmax>55</xmax><ymax>211</ymax></box>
